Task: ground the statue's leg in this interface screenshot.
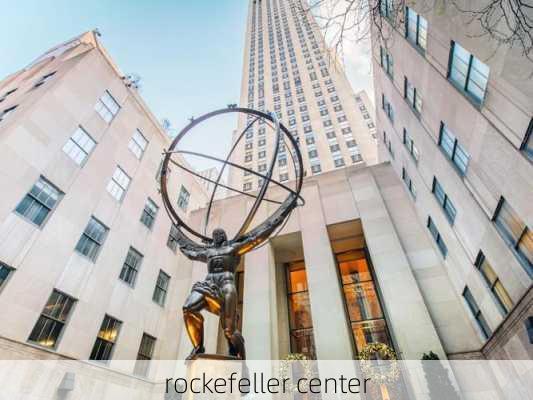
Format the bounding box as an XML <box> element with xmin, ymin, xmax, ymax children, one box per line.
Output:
<box><xmin>220</xmin><ymin>282</ymin><xmax>246</xmax><ymax>360</ymax></box>
<box><xmin>183</xmin><ymin>291</ymin><xmax>206</xmax><ymax>360</ymax></box>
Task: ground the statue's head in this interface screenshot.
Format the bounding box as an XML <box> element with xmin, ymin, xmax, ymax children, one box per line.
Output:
<box><xmin>212</xmin><ymin>228</ymin><xmax>227</xmax><ymax>247</ymax></box>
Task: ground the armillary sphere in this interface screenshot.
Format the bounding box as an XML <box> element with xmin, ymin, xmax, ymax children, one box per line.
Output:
<box><xmin>159</xmin><ymin>106</ymin><xmax>305</xmax><ymax>244</ymax></box>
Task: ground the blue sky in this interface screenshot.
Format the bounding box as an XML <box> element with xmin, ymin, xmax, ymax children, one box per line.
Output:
<box><xmin>0</xmin><ymin>1</ymin><xmax>372</xmax><ymax>171</ymax></box>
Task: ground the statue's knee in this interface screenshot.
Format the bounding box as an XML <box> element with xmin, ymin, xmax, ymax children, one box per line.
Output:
<box><xmin>223</xmin><ymin>328</ymin><xmax>233</xmax><ymax>339</ymax></box>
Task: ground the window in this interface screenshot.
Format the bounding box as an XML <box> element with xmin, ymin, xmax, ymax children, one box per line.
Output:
<box><xmin>402</xmin><ymin>167</ymin><xmax>416</xmax><ymax>199</ymax></box>
<box><xmin>75</xmin><ymin>217</ymin><xmax>109</xmax><ymax>262</ymax></box>
<box><xmin>258</xmin><ymin>150</ymin><xmax>266</xmax><ymax>159</ymax></box>
<box><xmin>0</xmin><ymin>88</ymin><xmax>17</xmax><ymax>103</ymax></box>
<box><xmin>134</xmin><ymin>334</ymin><xmax>156</xmax><ymax>376</ymax></box>
<box><xmin>493</xmin><ymin>197</ymin><xmax>532</xmax><ymax>276</ymax></box>
<box><xmin>280</xmin><ymin>173</ymin><xmax>289</xmax><ymax>182</ymax></box>
<box><xmin>167</xmin><ymin>224</ymin><xmax>179</xmax><ymax>252</ymax></box>
<box><xmin>177</xmin><ymin>186</ymin><xmax>190</xmax><ymax>211</ymax></box>
<box><xmin>119</xmin><ymin>247</ymin><xmax>143</xmax><ymax>287</ymax></box>
<box><xmin>379</xmin><ymin>0</ymin><xmax>394</xmax><ymax>19</ymax></box>
<box><xmin>0</xmin><ymin>105</ymin><xmax>18</xmax><ymax>122</ymax></box>
<box><xmin>404</xmin><ymin>77</ymin><xmax>422</xmax><ymax>114</ymax></box>
<box><xmin>243</xmin><ymin>182</ymin><xmax>252</xmax><ymax>191</ymax></box>
<box><xmin>140</xmin><ymin>198</ymin><xmax>158</xmax><ymax>229</ymax></box>
<box><xmin>448</xmin><ymin>42</ymin><xmax>490</xmax><ymax>104</ymax></box>
<box><xmin>463</xmin><ymin>287</ymin><xmax>492</xmax><ymax>339</ymax></box>
<box><xmin>90</xmin><ymin>315</ymin><xmax>122</xmax><ymax>361</ymax></box>
<box><xmin>153</xmin><ymin>270</ymin><xmax>170</xmax><ymax>306</ymax></box>
<box><xmin>28</xmin><ymin>290</ymin><xmax>76</xmax><ymax>349</ymax></box>
<box><xmin>33</xmin><ymin>71</ymin><xmax>56</xmax><ymax>89</ymax></box>
<box><xmin>94</xmin><ymin>91</ymin><xmax>120</xmax><ymax>123</ymax></box>
<box><xmin>520</xmin><ymin>118</ymin><xmax>533</xmax><ymax>162</ymax></box>
<box><xmin>380</xmin><ymin>47</ymin><xmax>394</xmax><ymax>78</ymax></box>
<box><xmin>383</xmin><ymin>131</ymin><xmax>394</xmax><ymax>159</ymax></box>
<box><xmin>475</xmin><ymin>252</ymin><xmax>513</xmax><ymax>314</ymax></box>
<box><xmin>402</xmin><ymin>129</ymin><xmax>420</xmax><ymax>162</ymax></box>
<box><xmin>382</xmin><ymin>94</ymin><xmax>394</xmax><ymax>122</ymax></box>
<box><xmin>405</xmin><ymin>7</ymin><xmax>427</xmax><ymax>51</ymax></box>
<box><xmin>62</xmin><ymin>126</ymin><xmax>96</xmax><ymax>165</ymax></box>
<box><xmin>334</xmin><ymin>157</ymin><xmax>345</xmax><ymax>167</ymax></box>
<box><xmin>336</xmin><ymin>250</ymin><xmax>392</xmax><ymax>355</ymax></box>
<box><xmin>432</xmin><ymin>177</ymin><xmax>457</xmax><ymax>224</ymax></box>
<box><xmin>107</xmin><ymin>166</ymin><xmax>131</xmax><ymax>201</ymax></box>
<box><xmin>438</xmin><ymin>123</ymin><xmax>469</xmax><ymax>175</ymax></box>
<box><xmin>0</xmin><ymin>262</ymin><xmax>14</xmax><ymax>289</ymax></box>
<box><xmin>286</xmin><ymin>261</ymin><xmax>316</xmax><ymax>359</ymax></box>
<box><xmin>15</xmin><ymin>177</ymin><xmax>62</xmax><ymax>227</ymax></box>
<box><xmin>427</xmin><ymin>216</ymin><xmax>447</xmax><ymax>257</ymax></box>
<box><xmin>128</xmin><ymin>129</ymin><xmax>148</xmax><ymax>159</ymax></box>
<box><xmin>311</xmin><ymin>163</ymin><xmax>321</xmax><ymax>174</ymax></box>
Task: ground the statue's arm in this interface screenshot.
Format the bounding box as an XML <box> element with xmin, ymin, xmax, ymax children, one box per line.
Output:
<box><xmin>173</xmin><ymin>225</ymin><xmax>209</xmax><ymax>263</ymax></box>
<box><xmin>232</xmin><ymin>193</ymin><xmax>297</xmax><ymax>255</ymax></box>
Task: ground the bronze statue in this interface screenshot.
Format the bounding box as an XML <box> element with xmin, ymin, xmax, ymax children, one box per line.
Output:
<box><xmin>159</xmin><ymin>107</ymin><xmax>304</xmax><ymax>360</ymax></box>
<box><xmin>173</xmin><ymin>191</ymin><xmax>297</xmax><ymax>360</ymax></box>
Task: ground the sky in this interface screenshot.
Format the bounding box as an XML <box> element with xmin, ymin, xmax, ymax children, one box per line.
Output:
<box><xmin>0</xmin><ymin>0</ymin><xmax>373</xmax><ymax>171</ymax></box>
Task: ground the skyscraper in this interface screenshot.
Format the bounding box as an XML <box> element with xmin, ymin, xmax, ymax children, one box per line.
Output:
<box><xmin>228</xmin><ymin>0</ymin><xmax>378</xmax><ymax>192</ymax></box>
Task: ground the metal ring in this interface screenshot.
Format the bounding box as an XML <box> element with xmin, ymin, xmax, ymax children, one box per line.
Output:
<box><xmin>160</xmin><ymin>107</ymin><xmax>304</xmax><ymax>244</ymax></box>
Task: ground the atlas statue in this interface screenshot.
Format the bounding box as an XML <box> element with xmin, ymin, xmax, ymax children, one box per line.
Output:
<box><xmin>159</xmin><ymin>107</ymin><xmax>304</xmax><ymax>360</ymax></box>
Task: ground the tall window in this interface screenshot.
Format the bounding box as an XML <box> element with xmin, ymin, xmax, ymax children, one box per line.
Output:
<box><xmin>382</xmin><ymin>94</ymin><xmax>394</xmax><ymax>122</ymax></box>
<box><xmin>134</xmin><ymin>333</ymin><xmax>156</xmax><ymax>376</ymax></box>
<box><xmin>0</xmin><ymin>88</ymin><xmax>17</xmax><ymax>103</ymax></box>
<box><xmin>90</xmin><ymin>315</ymin><xmax>122</xmax><ymax>361</ymax></box>
<box><xmin>475</xmin><ymin>252</ymin><xmax>513</xmax><ymax>314</ymax></box>
<box><xmin>336</xmin><ymin>250</ymin><xmax>392</xmax><ymax>354</ymax></box>
<box><xmin>380</xmin><ymin>46</ymin><xmax>394</xmax><ymax>78</ymax></box>
<box><xmin>379</xmin><ymin>0</ymin><xmax>394</xmax><ymax>19</ymax></box>
<box><xmin>520</xmin><ymin>118</ymin><xmax>533</xmax><ymax>162</ymax></box>
<box><xmin>463</xmin><ymin>287</ymin><xmax>492</xmax><ymax>339</ymax></box>
<box><xmin>405</xmin><ymin>7</ymin><xmax>427</xmax><ymax>51</ymax></box>
<box><xmin>403</xmin><ymin>129</ymin><xmax>420</xmax><ymax>162</ymax></box>
<box><xmin>439</xmin><ymin>123</ymin><xmax>469</xmax><ymax>175</ymax></box>
<box><xmin>0</xmin><ymin>105</ymin><xmax>18</xmax><ymax>122</ymax></box>
<box><xmin>107</xmin><ymin>166</ymin><xmax>131</xmax><ymax>202</ymax></box>
<box><xmin>432</xmin><ymin>177</ymin><xmax>457</xmax><ymax>224</ymax></box>
<box><xmin>153</xmin><ymin>270</ymin><xmax>170</xmax><ymax>306</ymax></box>
<box><xmin>15</xmin><ymin>176</ymin><xmax>62</xmax><ymax>227</ymax></box>
<box><xmin>62</xmin><ymin>126</ymin><xmax>96</xmax><ymax>166</ymax></box>
<box><xmin>94</xmin><ymin>91</ymin><xmax>120</xmax><ymax>123</ymax></box>
<box><xmin>140</xmin><ymin>198</ymin><xmax>158</xmax><ymax>229</ymax></box>
<box><xmin>0</xmin><ymin>262</ymin><xmax>14</xmax><ymax>289</ymax></box>
<box><xmin>167</xmin><ymin>224</ymin><xmax>179</xmax><ymax>252</ymax></box>
<box><xmin>128</xmin><ymin>129</ymin><xmax>148</xmax><ymax>159</ymax></box>
<box><xmin>402</xmin><ymin>167</ymin><xmax>416</xmax><ymax>199</ymax></box>
<box><xmin>177</xmin><ymin>186</ymin><xmax>190</xmax><ymax>211</ymax></box>
<box><xmin>75</xmin><ymin>217</ymin><xmax>109</xmax><ymax>262</ymax></box>
<box><xmin>286</xmin><ymin>261</ymin><xmax>316</xmax><ymax>359</ymax></box>
<box><xmin>404</xmin><ymin>77</ymin><xmax>422</xmax><ymax>114</ymax></box>
<box><xmin>119</xmin><ymin>247</ymin><xmax>143</xmax><ymax>287</ymax></box>
<box><xmin>493</xmin><ymin>197</ymin><xmax>532</xmax><ymax>276</ymax></box>
<box><xmin>33</xmin><ymin>71</ymin><xmax>56</xmax><ymax>89</ymax></box>
<box><xmin>427</xmin><ymin>216</ymin><xmax>448</xmax><ymax>257</ymax></box>
<box><xmin>28</xmin><ymin>289</ymin><xmax>76</xmax><ymax>349</ymax></box>
<box><xmin>448</xmin><ymin>42</ymin><xmax>490</xmax><ymax>104</ymax></box>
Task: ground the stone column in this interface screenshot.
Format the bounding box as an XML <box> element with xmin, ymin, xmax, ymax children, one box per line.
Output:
<box><xmin>299</xmin><ymin>181</ymin><xmax>355</xmax><ymax>360</ymax></box>
<box><xmin>348</xmin><ymin>168</ymin><xmax>446</xmax><ymax>359</ymax></box>
<box><xmin>242</xmin><ymin>241</ymin><xmax>279</xmax><ymax>359</ymax></box>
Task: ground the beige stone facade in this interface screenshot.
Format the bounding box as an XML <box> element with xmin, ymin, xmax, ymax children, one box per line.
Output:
<box><xmin>371</xmin><ymin>1</ymin><xmax>532</xmax><ymax>359</ymax></box>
